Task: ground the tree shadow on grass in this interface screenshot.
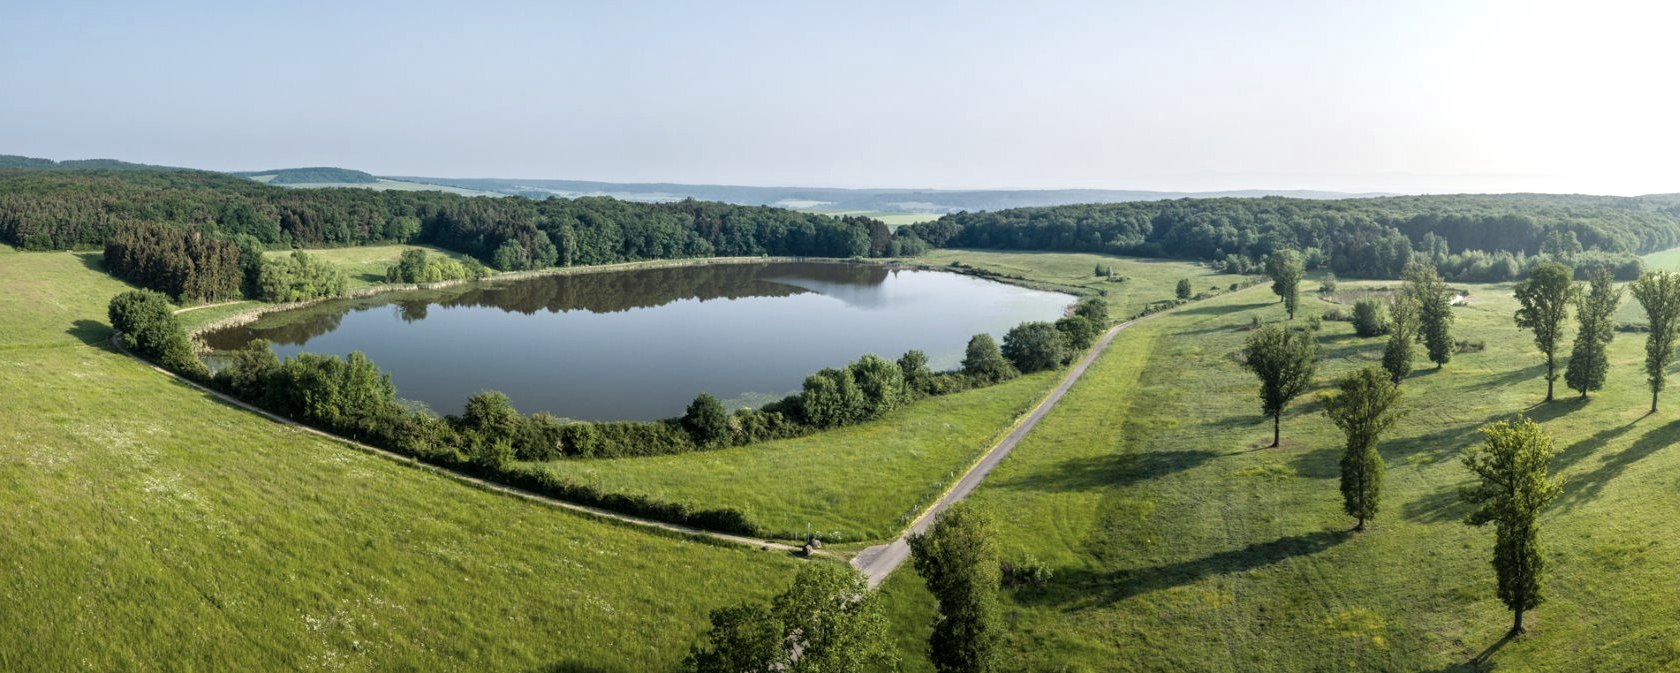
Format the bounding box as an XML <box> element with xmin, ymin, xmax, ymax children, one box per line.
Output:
<box><xmin>74</xmin><ymin>252</ymin><xmax>105</xmax><ymax>273</ymax></box>
<box><xmin>1555</xmin><ymin>418</ymin><xmax>1680</xmax><ymax>511</ymax></box>
<box><xmin>68</xmin><ymin>319</ymin><xmax>113</xmax><ymax>347</ymax></box>
<box><xmin>529</xmin><ymin>661</ymin><xmax>625</xmax><ymax>673</ymax></box>
<box><xmin>1550</xmin><ymin>415</ymin><xmax>1640</xmax><ymax>474</ymax></box>
<box><xmin>1017</xmin><ymin>529</ymin><xmax>1352</xmax><ymax>608</ymax></box>
<box><xmin>1463</xmin><ymin>363</ymin><xmax>1548</xmax><ymax>392</ymax></box>
<box><xmin>1518</xmin><ymin>396</ymin><xmax>1588</xmax><ymax>425</ymax></box>
<box><xmin>993</xmin><ymin>450</ymin><xmax>1220</xmax><ymax>493</ymax></box>
<box><xmin>1423</xmin><ymin>629</ymin><xmax>1517</xmax><ymax>672</ymax></box>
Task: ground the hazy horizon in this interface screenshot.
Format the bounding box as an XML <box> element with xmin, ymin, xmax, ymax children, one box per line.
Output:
<box><xmin>5</xmin><ymin>1</ymin><xmax>1676</xmax><ymax>196</ymax></box>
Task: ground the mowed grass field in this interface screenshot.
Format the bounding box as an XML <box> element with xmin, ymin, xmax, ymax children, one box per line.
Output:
<box><xmin>915</xmin><ymin>248</ymin><xmax>1251</xmax><ymax>320</ymax></box>
<box><xmin>878</xmin><ymin>276</ymin><xmax>1680</xmax><ymax>671</ymax></box>
<box><xmin>264</xmin><ymin>243</ymin><xmax>475</xmax><ymax>289</ymax></box>
<box><xmin>807</xmin><ymin>210</ymin><xmax>938</xmax><ymax>228</ymax></box>
<box><xmin>0</xmin><ymin>246</ymin><xmax>801</xmax><ymax>672</ymax></box>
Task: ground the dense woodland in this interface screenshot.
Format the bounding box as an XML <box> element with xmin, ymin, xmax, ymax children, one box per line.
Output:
<box><xmin>10</xmin><ymin>168</ymin><xmax>1680</xmax><ymax>296</ymax></box>
<box><xmin>0</xmin><ymin>168</ymin><xmax>913</xmax><ymax>265</ymax></box>
<box><xmin>906</xmin><ymin>194</ymin><xmax>1680</xmax><ymax>281</ymax></box>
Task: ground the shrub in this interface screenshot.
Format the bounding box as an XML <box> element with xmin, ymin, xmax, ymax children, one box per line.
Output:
<box><xmin>898</xmin><ymin>350</ymin><xmax>933</xmax><ymax>396</ymax></box>
<box><xmin>1000</xmin><ymin>556</ymin><xmax>1054</xmax><ymax>589</ymax></box>
<box><xmin>1055</xmin><ymin>315</ymin><xmax>1098</xmax><ymax>350</ymax></box>
<box><xmin>108</xmin><ymin>289</ymin><xmax>204</xmax><ymax>376</ymax></box>
<box><xmin>258</xmin><ymin>250</ymin><xmax>348</xmax><ymax>302</ymax></box>
<box><xmin>681</xmin><ymin>392</ymin><xmax>730</xmax><ymax>445</ymax></box>
<box><xmin>1351</xmin><ymin>299</ymin><xmax>1390</xmax><ymax>337</ymax></box>
<box><xmin>962</xmin><ymin>333</ymin><xmax>1017</xmax><ymax>383</ymax></box>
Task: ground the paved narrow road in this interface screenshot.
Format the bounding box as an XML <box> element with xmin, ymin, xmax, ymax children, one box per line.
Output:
<box><xmin>851</xmin><ymin>312</ymin><xmax>1141</xmax><ymax>587</ymax></box>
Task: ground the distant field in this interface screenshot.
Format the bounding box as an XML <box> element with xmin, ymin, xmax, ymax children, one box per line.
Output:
<box><xmin>806</xmin><ymin>210</ymin><xmax>939</xmax><ymax>227</ymax></box>
<box><xmin>1641</xmin><ymin>244</ymin><xmax>1680</xmax><ymax>272</ymax></box>
<box><xmin>262</xmin><ymin>243</ymin><xmax>475</xmax><ymax>289</ymax></box>
<box><xmin>881</xmin><ymin>278</ymin><xmax>1680</xmax><ymax>671</ymax></box>
<box><xmin>914</xmin><ymin>249</ymin><xmax>1252</xmax><ymax>319</ymax></box>
<box><xmin>245</xmin><ymin>175</ymin><xmax>499</xmax><ymax>197</ymax></box>
<box><xmin>0</xmin><ymin>246</ymin><xmax>801</xmax><ymax>671</ymax></box>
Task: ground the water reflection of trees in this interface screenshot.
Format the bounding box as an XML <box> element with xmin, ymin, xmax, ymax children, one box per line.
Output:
<box><xmin>206</xmin><ymin>262</ymin><xmax>892</xmax><ymax>348</ymax></box>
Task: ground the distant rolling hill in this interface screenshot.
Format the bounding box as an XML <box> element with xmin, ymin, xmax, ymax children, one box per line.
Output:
<box><xmin>234</xmin><ymin>166</ymin><xmax>380</xmax><ymax>184</ymax></box>
<box><xmin>383</xmin><ymin>176</ymin><xmax>1389</xmax><ymax>213</ymax></box>
<box><xmin>0</xmin><ymin>154</ymin><xmax>187</xmax><ymax>171</ymax></box>
<box><xmin>3</xmin><ymin>152</ymin><xmax>1389</xmax><ymax>214</ymax></box>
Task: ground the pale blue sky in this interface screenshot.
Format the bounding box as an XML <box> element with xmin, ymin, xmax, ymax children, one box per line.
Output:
<box><xmin>2</xmin><ymin>0</ymin><xmax>1675</xmax><ymax>193</ymax></box>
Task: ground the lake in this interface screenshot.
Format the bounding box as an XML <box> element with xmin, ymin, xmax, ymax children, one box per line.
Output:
<box><xmin>201</xmin><ymin>261</ymin><xmax>1074</xmax><ymax>421</ymax></box>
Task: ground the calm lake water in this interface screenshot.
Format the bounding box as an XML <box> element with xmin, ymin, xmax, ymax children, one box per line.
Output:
<box><xmin>202</xmin><ymin>262</ymin><xmax>1073</xmax><ymax>421</ymax></box>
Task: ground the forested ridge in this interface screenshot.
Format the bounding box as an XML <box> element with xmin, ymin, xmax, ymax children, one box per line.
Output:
<box><xmin>0</xmin><ymin>168</ymin><xmax>918</xmax><ymax>264</ymax></box>
<box><xmin>907</xmin><ymin>193</ymin><xmax>1680</xmax><ymax>280</ymax></box>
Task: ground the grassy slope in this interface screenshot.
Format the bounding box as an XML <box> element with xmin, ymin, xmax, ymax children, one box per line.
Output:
<box><xmin>534</xmin><ymin>371</ymin><xmax>1058</xmax><ymax>542</ymax></box>
<box><xmin>881</xmin><ymin>279</ymin><xmax>1680</xmax><ymax>672</ymax></box>
<box><xmin>0</xmin><ymin>246</ymin><xmax>799</xmax><ymax>672</ymax></box>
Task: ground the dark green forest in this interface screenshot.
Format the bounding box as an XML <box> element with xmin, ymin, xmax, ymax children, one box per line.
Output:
<box><xmin>0</xmin><ymin>168</ymin><xmax>912</xmax><ymax>262</ymax></box>
<box><xmin>8</xmin><ymin>167</ymin><xmax>1680</xmax><ymax>292</ymax></box>
<box><xmin>906</xmin><ymin>194</ymin><xmax>1680</xmax><ymax>280</ymax></box>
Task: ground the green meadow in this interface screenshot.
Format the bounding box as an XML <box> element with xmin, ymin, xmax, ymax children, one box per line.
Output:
<box><xmin>0</xmin><ymin>246</ymin><xmax>801</xmax><ymax>672</ymax></box>
<box><xmin>879</xmin><ymin>274</ymin><xmax>1680</xmax><ymax>672</ymax></box>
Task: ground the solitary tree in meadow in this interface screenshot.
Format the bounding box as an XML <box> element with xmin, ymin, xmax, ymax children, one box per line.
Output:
<box><xmin>1404</xmin><ymin>262</ymin><xmax>1455</xmax><ymax>369</ymax></box>
<box><xmin>1383</xmin><ymin>289</ymin><xmax>1418</xmax><ymax>383</ymax></box>
<box><xmin>1513</xmin><ymin>261</ymin><xmax>1578</xmax><ymax>402</ymax></box>
<box><xmin>1461</xmin><ymin>415</ymin><xmax>1564</xmax><ymax>635</ymax></box>
<box><xmin>1564</xmin><ymin>266</ymin><xmax>1622</xmax><ymax>399</ymax></box>
<box><xmin>1241</xmin><ymin>324</ymin><xmax>1322</xmax><ymax>447</ymax></box>
<box><xmin>1176</xmin><ymin>278</ymin><xmax>1193</xmax><ymax>300</ymax></box>
<box><xmin>909</xmin><ymin>502</ymin><xmax>1001</xmax><ymax>673</ymax></box>
<box><xmin>1322</xmin><ymin>367</ymin><xmax>1403</xmax><ymax>531</ymax></box>
<box><xmin>1629</xmin><ymin>271</ymin><xmax>1680</xmax><ymax>413</ymax></box>
<box><xmin>1265</xmin><ymin>250</ymin><xmax>1305</xmax><ymax>320</ymax></box>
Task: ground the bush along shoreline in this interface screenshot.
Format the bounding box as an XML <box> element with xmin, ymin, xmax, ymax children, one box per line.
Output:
<box><xmin>111</xmin><ymin>286</ymin><xmax>1113</xmax><ymax>538</ymax></box>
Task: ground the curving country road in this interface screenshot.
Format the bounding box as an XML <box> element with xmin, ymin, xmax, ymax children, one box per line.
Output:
<box><xmin>852</xmin><ymin>308</ymin><xmax>1151</xmax><ymax>587</ymax></box>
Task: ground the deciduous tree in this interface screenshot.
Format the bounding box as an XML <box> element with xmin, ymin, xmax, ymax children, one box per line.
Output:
<box><xmin>1265</xmin><ymin>249</ymin><xmax>1304</xmax><ymax>319</ymax></box>
<box><xmin>1383</xmin><ymin>290</ymin><xmax>1418</xmax><ymax>383</ymax></box>
<box><xmin>1629</xmin><ymin>270</ymin><xmax>1680</xmax><ymax>412</ymax></box>
<box><xmin>1513</xmin><ymin>261</ymin><xmax>1578</xmax><ymax>402</ymax></box>
<box><xmin>909</xmin><ymin>502</ymin><xmax>1001</xmax><ymax>673</ymax></box>
<box><xmin>1564</xmin><ymin>266</ymin><xmax>1622</xmax><ymax>399</ymax></box>
<box><xmin>1461</xmin><ymin>415</ymin><xmax>1564</xmax><ymax>635</ymax></box>
<box><xmin>682</xmin><ymin>392</ymin><xmax>729</xmax><ymax>445</ymax></box>
<box><xmin>1001</xmin><ymin>322</ymin><xmax>1069</xmax><ymax>373</ymax></box>
<box><xmin>962</xmin><ymin>333</ymin><xmax>1016</xmax><ymax>383</ymax></box>
<box><xmin>1322</xmin><ymin>367</ymin><xmax>1403</xmax><ymax>531</ymax></box>
<box><xmin>1405</xmin><ymin>262</ymin><xmax>1455</xmax><ymax>369</ymax></box>
<box><xmin>1241</xmin><ymin>324</ymin><xmax>1322</xmax><ymax>447</ymax></box>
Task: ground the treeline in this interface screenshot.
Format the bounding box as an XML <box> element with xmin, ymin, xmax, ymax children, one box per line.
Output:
<box><xmin>0</xmin><ymin>168</ymin><xmax>919</xmax><ymax>266</ymax></box>
<box><xmin>905</xmin><ymin>194</ymin><xmax>1680</xmax><ymax>279</ymax></box>
<box><xmin>103</xmin><ymin>223</ymin><xmax>243</xmax><ymax>302</ymax></box>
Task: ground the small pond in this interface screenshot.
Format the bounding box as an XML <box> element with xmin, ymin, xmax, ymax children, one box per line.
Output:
<box><xmin>202</xmin><ymin>262</ymin><xmax>1073</xmax><ymax>421</ymax></box>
